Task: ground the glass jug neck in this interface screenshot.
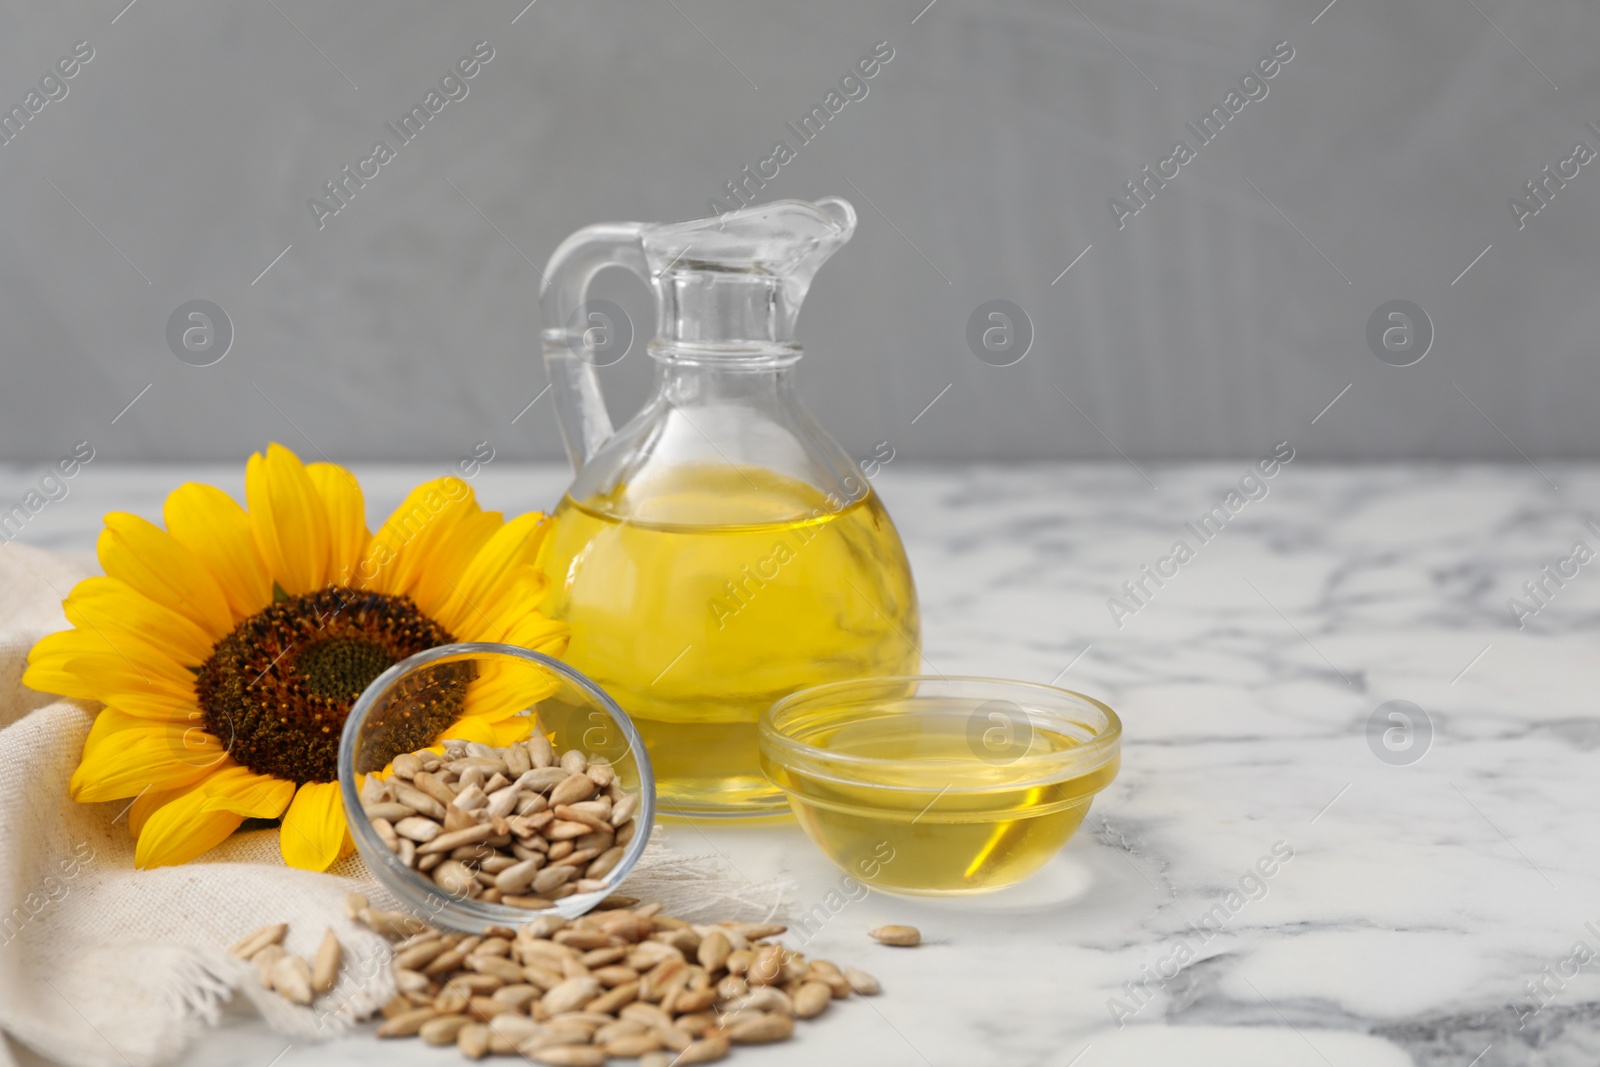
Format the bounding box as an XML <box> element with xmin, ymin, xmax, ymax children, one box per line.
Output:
<box><xmin>653</xmin><ymin>358</ymin><xmax>796</xmax><ymax>403</ymax></box>
<box><xmin>652</xmin><ymin>267</ymin><xmax>803</xmax><ymax>365</ymax></box>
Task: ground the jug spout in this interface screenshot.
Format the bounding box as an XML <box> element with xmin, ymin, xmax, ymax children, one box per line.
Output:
<box><xmin>644</xmin><ymin>197</ymin><xmax>857</xmax><ymax>348</ymax></box>
<box><xmin>539</xmin><ymin>196</ymin><xmax>856</xmax><ymax>469</ymax></box>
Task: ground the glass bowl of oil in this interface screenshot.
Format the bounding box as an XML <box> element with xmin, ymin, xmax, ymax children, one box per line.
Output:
<box><xmin>759</xmin><ymin>676</ymin><xmax>1120</xmax><ymax>895</ymax></box>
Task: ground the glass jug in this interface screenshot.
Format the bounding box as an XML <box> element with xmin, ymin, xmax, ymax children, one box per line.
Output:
<box><xmin>536</xmin><ymin>196</ymin><xmax>921</xmax><ymax>818</ymax></box>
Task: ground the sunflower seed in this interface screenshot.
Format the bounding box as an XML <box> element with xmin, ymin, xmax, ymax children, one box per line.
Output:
<box><xmin>695</xmin><ymin>930</ymin><xmax>730</xmax><ymax>973</ymax></box>
<box><xmin>546</xmin><ymin>820</ymin><xmax>592</xmax><ymax>841</ymax></box>
<box><xmin>372</xmin><ymin>817</ymin><xmax>400</xmax><ymax>851</ymax></box>
<box><xmin>746</xmin><ymin>944</ymin><xmax>784</xmax><ymax>985</ymax></box>
<box><xmin>468</xmin><ymin>955</ymin><xmax>524</xmax><ymax>983</ymax></box>
<box><xmin>586</xmin><ymin>847</ymin><xmax>627</xmax><ymax>881</ymax></box>
<box><xmin>343</xmin><ymin>892</ymin><xmax>368</xmax><ymax>920</ymax></box>
<box><xmin>484</xmin><ymin>787</ymin><xmax>520</xmax><ymax>819</ymax></box>
<box><xmin>794</xmin><ymin>980</ymin><xmax>832</xmax><ymax>1018</ymax></box>
<box><xmin>518</xmin><ymin>767</ymin><xmax>571</xmax><ymax>792</ymax></box>
<box><xmin>675</xmin><ymin>1034</ymin><xmax>731</xmax><ymax>1064</ymax></box>
<box><xmin>312</xmin><ymin>929</ymin><xmax>342</xmax><ymax>995</ymax></box>
<box><xmin>721</xmin><ymin>986</ymin><xmax>792</xmax><ymax>1016</ymax></box>
<box><xmin>844</xmin><ymin>965</ymin><xmax>881</xmax><ymax>995</ymax></box>
<box><xmin>393</xmin><ymin>816</ymin><xmax>442</xmax><ymax>842</ymax></box>
<box><xmin>723</xmin><ymin>921</ymin><xmax>786</xmax><ymax>941</ymax></box>
<box><xmin>541</xmin><ymin>976</ymin><xmax>600</xmax><ymax>1015</ymax></box>
<box><xmin>525</xmin><ymin>734</ymin><xmax>555</xmax><ymax>768</ymax></box>
<box><xmin>409</xmin><ymin>771</ymin><xmax>457</xmax><ymax>808</ymax></box>
<box><xmin>376</xmin><ymin>1007</ymin><xmax>437</xmax><ymax>1037</ymax></box>
<box><xmin>229</xmin><ymin>922</ymin><xmax>287</xmax><ymax>959</ymax></box>
<box><xmin>416</xmin><ymin>823</ymin><xmax>497</xmax><ymax>855</ymax></box>
<box><xmin>360</xmin><ymin>775</ymin><xmax>390</xmax><ymax>804</ymax></box>
<box><xmin>610</xmin><ymin>794</ymin><xmax>639</xmax><ymax>827</ymax></box>
<box><xmin>392</xmin><ymin>752</ymin><xmax>422</xmax><ymax>779</ymax></box>
<box><xmin>457</xmin><ymin>1021</ymin><xmax>490</xmax><ymax>1059</ymax></box>
<box><xmin>494</xmin><ymin>858</ymin><xmax>542</xmax><ymax>894</ymax></box>
<box><xmin>553</xmin><ymin>803</ymin><xmax>611</xmax><ymax>832</ymax></box>
<box><xmin>550</xmin><ymin>774</ymin><xmax>596</xmax><ymax>807</ymax></box>
<box><xmin>587</xmin><ymin>979</ymin><xmax>639</xmax><ymax>1015</ymax></box>
<box><xmin>869</xmin><ymin>924</ymin><xmax>921</xmax><ymax>947</ymax></box>
<box><xmin>603</xmin><ymin>1032</ymin><xmax>662</xmax><ymax>1056</ymax></box>
<box><xmin>359</xmin><ymin>908</ymin><xmax>433</xmax><ymax>938</ymax></box>
<box><xmin>503</xmin><ymin>743</ymin><xmax>532</xmax><ymax>777</ymax></box>
<box><xmin>559</xmin><ymin>749</ymin><xmax>587</xmax><ymax>775</ymax></box>
<box><xmin>452</xmin><ymin>784</ymin><xmax>489</xmax><ymax>812</ymax></box>
<box><xmin>525</xmin><ymin>1047</ymin><xmax>606</xmax><ymax>1067</ymax></box>
<box><xmin>419</xmin><ymin>1014</ymin><xmax>472</xmax><ymax>1045</ymax></box>
<box><xmin>393</xmin><ymin>782</ymin><xmax>447</xmax><ymax>820</ymax></box>
<box><xmin>363</xmin><ymin>801</ymin><xmax>415</xmax><ymax>822</ymax></box>
<box><xmin>434</xmin><ymin>860</ymin><xmax>478</xmax><ymax>897</ymax></box>
<box><xmin>533</xmin><ymin>864</ymin><xmax>577</xmax><ymax>896</ymax></box>
<box><xmin>728</xmin><ymin>1011</ymin><xmax>793</xmax><ymax>1044</ymax></box>
<box><xmin>254</xmin><ymin>944</ymin><xmax>286</xmax><ymax>987</ymax></box>
<box><xmin>271</xmin><ymin>954</ymin><xmax>314</xmax><ymax>1005</ymax></box>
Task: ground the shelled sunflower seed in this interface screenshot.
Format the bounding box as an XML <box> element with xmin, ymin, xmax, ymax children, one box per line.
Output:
<box><xmin>356</xmin><ymin>899</ymin><xmax>881</xmax><ymax>1063</ymax></box>
<box><xmin>228</xmin><ymin>922</ymin><xmax>345</xmax><ymax>1006</ymax></box>
<box><xmin>359</xmin><ymin>737</ymin><xmax>639</xmax><ymax>909</ymax></box>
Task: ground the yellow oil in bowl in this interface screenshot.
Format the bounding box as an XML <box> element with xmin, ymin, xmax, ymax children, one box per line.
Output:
<box><xmin>760</xmin><ymin>678</ymin><xmax>1120</xmax><ymax>895</ymax></box>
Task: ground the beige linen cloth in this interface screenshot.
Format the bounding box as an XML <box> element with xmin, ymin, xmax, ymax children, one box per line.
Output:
<box><xmin>0</xmin><ymin>544</ymin><xmax>787</xmax><ymax>1067</ymax></box>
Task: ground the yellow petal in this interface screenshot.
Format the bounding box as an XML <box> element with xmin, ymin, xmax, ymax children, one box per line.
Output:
<box><xmin>306</xmin><ymin>462</ymin><xmax>369</xmax><ymax>586</ymax></box>
<box><xmin>408</xmin><ymin>508</ymin><xmax>503</xmax><ymax>622</ymax></box>
<box><xmin>27</xmin><ymin>627</ymin><xmax>198</xmax><ymax>703</ymax></box>
<box><xmin>164</xmin><ymin>482</ymin><xmax>273</xmax><ymax>620</ymax></box>
<box><xmin>463</xmin><ymin>658</ymin><xmax>562</xmax><ymax>722</ymax></box>
<box><xmin>81</xmin><ymin>706</ymin><xmax>181</xmax><ymax>756</ymax></box>
<box><xmin>134</xmin><ymin>769</ymin><xmax>246</xmax><ymax>868</ymax></box>
<box><xmin>98</xmin><ymin>513</ymin><xmax>235</xmax><ymax>639</ymax></box>
<box><xmin>64</xmin><ymin>576</ymin><xmax>217</xmax><ymax>668</ymax></box>
<box><xmin>102</xmin><ymin>692</ymin><xmax>200</xmax><ymax>722</ymax></box>
<box><xmin>488</xmin><ymin>715</ymin><xmax>539</xmax><ymax>747</ymax></box>
<box><xmin>450</xmin><ymin>568</ymin><xmax>551</xmax><ymax>643</ymax></box>
<box><xmin>246</xmin><ymin>443</ymin><xmax>331</xmax><ymax>597</ymax></box>
<box><xmin>500</xmin><ymin>613</ymin><xmax>571</xmax><ymax>659</ymax></box>
<box><xmin>200</xmin><ymin>766</ymin><xmax>295</xmax><ymax>819</ymax></box>
<box><xmin>24</xmin><ymin>656</ymin><xmax>193</xmax><ymax>706</ymax></box>
<box><xmin>70</xmin><ymin>715</ymin><xmax>224</xmax><ymax>802</ymax></box>
<box><xmin>280</xmin><ymin>780</ymin><xmax>348</xmax><ymax>871</ymax></box>
<box><xmin>128</xmin><ymin>784</ymin><xmax>187</xmax><ymax>837</ymax></box>
<box><xmin>357</xmin><ymin>477</ymin><xmax>483</xmax><ymax>604</ymax></box>
<box><xmin>438</xmin><ymin>716</ymin><xmax>497</xmax><ymax>746</ymax></box>
<box><xmin>431</xmin><ymin>512</ymin><xmax>551</xmax><ymax>635</ymax></box>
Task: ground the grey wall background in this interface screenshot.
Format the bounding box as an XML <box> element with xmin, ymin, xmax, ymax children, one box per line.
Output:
<box><xmin>0</xmin><ymin>0</ymin><xmax>1595</xmax><ymax>464</ymax></box>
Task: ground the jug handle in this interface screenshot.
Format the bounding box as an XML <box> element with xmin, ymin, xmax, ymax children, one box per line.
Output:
<box><xmin>538</xmin><ymin>222</ymin><xmax>649</xmax><ymax>471</ymax></box>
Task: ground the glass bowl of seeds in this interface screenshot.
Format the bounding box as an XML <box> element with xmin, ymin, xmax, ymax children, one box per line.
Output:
<box><xmin>338</xmin><ymin>642</ymin><xmax>656</xmax><ymax>932</ymax></box>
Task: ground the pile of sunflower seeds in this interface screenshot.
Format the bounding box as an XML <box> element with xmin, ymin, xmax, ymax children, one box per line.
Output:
<box><xmin>358</xmin><ymin>736</ymin><xmax>638</xmax><ymax>908</ymax></box>
<box><xmin>228</xmin><ymin>923</ymin><xmax>343</xmax><ymax>1006</ymax></box>
<box><xmin>352</xmin><ymin>895</ymin><xmax>882</xmax><ymax>1064</ymax></box>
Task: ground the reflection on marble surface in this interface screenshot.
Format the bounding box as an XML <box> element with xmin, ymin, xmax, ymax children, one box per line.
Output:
<box><xmin>5</xmin><ymin>462</ymin><xmax>1598</xmax><ymax>1067</ymax></box>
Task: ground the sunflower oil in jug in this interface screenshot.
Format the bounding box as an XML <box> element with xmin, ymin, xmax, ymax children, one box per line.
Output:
<box><xmin>536</xmin><ymin>198</ymin><xmax>920</xmax><ymax>816</ymax></box>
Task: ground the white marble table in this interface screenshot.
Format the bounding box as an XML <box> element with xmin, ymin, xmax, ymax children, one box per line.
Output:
<box><xmin>7</xmin><ymin>461</ymin><xmax>1597</xmax><ymax>1067</ymax></box>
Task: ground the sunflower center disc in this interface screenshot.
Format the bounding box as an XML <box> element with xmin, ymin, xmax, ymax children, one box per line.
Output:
<box><xmin>195</xmin><ymin>586</ymin><xmax>464</xmax><ymax>784</ymax></box>
<box><xmin>296</xmin><ymin>637</ymin><xmax>394</xmax><ymax>701</ymax></box>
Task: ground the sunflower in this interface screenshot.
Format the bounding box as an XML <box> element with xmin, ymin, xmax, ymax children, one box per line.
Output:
<box><xmin>24</xmin><ymin>444</ymin><xmax>568</xmax><ymax>871</ymax></box>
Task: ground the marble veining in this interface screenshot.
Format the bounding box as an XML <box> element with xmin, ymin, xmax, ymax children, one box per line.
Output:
<box><xmin>4</xmin><ymin>461</ymin><xmax>1596</xmax><ymax>1067</ymax></box>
